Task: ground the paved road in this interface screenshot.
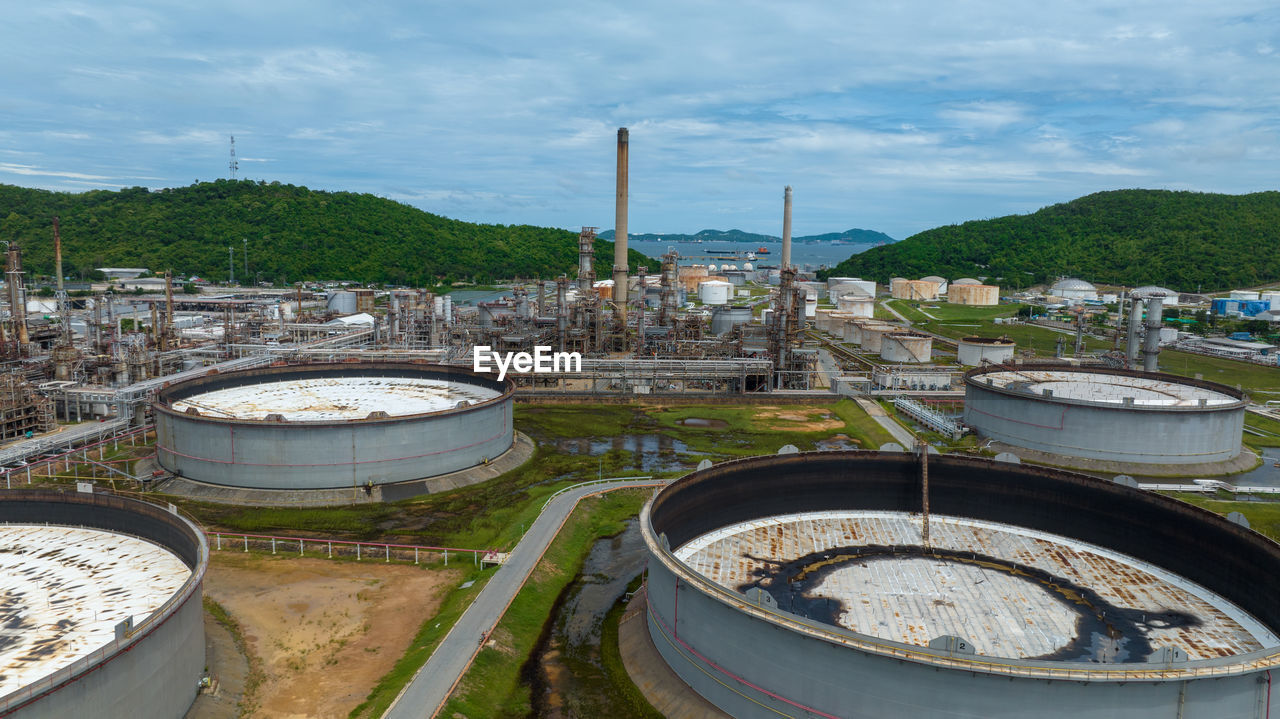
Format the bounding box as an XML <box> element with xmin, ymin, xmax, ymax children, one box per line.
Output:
<box><xmin>383</xmin><ymin>478</ymin><xmax>667</xmax><ymax>719</ymax></box>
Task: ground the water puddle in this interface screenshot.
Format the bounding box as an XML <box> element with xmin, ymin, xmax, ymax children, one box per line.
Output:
<box><xmin>815</xmin><ymin>434</ymin><xmax>861</xmax><ymax>451</ymax></box>
<box><xmin>554</xmin><ymin>434</ymin><xmax>696</xmax><ymax>473</ymax></box>
<box><xmin>677</xmin><ymin>417</ymin><xmax>729</xmax><ymax>429</ymax></box>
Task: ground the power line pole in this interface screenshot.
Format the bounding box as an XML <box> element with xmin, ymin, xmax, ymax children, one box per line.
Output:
<box><xmin>228</xmin><ymin>246</ymin><xmax>235</xmax><ymax>285</ymax></box>
<box><xmin>242</xmin><ymin>238</ymin><xmax>248</xmax><ymax>280</ymax></box>
<box><xmin>229</xmin><ymin>135</ymin><xmax>238</xmax><ymax>179</ymax></box>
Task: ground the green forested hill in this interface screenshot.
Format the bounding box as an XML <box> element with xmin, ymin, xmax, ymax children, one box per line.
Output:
<box><xmin>821</xmin><ymin>190</ymin><xmax>1280</xmax><ymax>291</ymax></box>
<box><xmin>0</xmin><ymin>181</ymin><xmax>652</xmax><ymax>286</ymax></box>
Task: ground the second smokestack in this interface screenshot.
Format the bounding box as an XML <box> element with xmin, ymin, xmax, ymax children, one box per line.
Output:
<box><xmin>612</xmin><ymin>128</ymin><xmax>630</xmax><ymax>308</ymax></box>
<box><xmin>782</xmin><ymin>186</ymin><xmax>793</xmax><ymax>271</ymax></box>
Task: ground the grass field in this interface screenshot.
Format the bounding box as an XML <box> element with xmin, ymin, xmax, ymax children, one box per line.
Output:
<box><xmin>1164</xmin><ymin>494</ymin><xmax>1280</xmax><ymax>541</ymax></box>
<box><xmin>1158</xmin><ymin>350</ymin><xmax>1280</xmax><ymax>397</ymax></box>
<box><xmin>886</xmin><ymin>299</ymin><xmax>1112</xmax><ymax>356</ymax></box>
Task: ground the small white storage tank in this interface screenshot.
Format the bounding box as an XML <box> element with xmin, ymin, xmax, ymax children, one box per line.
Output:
<box><xmin>710</xmin><ymin>305</ymin><xmax>753</xmax><ymax>334</ymax></box>
<box><xmin>327</xmin><ymin>291</ymin><xmax>357</xmax><ymax>314</ymax></box>
<box><xmin>800</xmin><ymin>281</ymin><xmax>827</xmax><ymax>300</ymax></box>
<box><xmin>957</xmin><ymin>336</ymin><xmax>1016</xmax><ymax>366</ymax></box>
<box><xmin>698</xmin><ymin>280</ymin><xmax>732</xmax><ymax>306</ymax></box>
<box><xmin>815</xmin><ymin>308</ymin><xmax>833</xmax><ymax>332</ymax></box>
<box><xmin>804</xmin><ymin>293</ymin><xmax>818</xmax><ymax>319</ymax></box>
<box><xmin>1261</xmin><ymin>291</ymin><xmax>1280</xmax><ymax>310</ymax></box>
<box><xmin>857</xmin><ymin>322</ymin><xmax>898</xmax><ymax>352</ymax></box>
<box><xmin>880</xmin><ymin>332</ymin><xmax>933</xmax><ymax>363</ymax></box>
<box><xmin>836</xmin><ymin>295</ymin><xmax>874</xmax><ymax>317</ymax></box>
<box><xmin>831</xmin><ymin>279</ymin><xmax>877</xmax><ymax>297</ymax></box>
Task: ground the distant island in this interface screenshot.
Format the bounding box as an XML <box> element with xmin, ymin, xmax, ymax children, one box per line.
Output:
<box><xmin>599</xmin><ymin>228</ymin><xmax>896</xmax><ymax>245</ymax></box>
<box><xmin>820</xmin><ymin>189</ymin><xmax>1280</xmax><ymax>292</ymax></box>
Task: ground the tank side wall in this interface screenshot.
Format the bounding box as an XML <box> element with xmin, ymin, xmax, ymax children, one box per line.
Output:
<box><xmin>963</xmin><ymin>383</ymin><xmax>1242</xmax><ymax>464</ymax></box>
<box><xmin>644</xmin><ymin>454</ymin><xmax>1278</xmax><ymax>718</ymax></box>
<box><xmin>647</xmin><ymin>554</ymin><xmax>1261</xmax><ymax>719</ymax></box>
<box><xmin>647</xmin><ymin>454</ymin><xmax>1280</xmax><ymax>631</ymax></box>
<box><xmin>9</xmin><ymin>586</ymin><xmax>204</xmax><ymax>719</ymax></box>
<box><xmin>0</xmin><ymin>492</ymin><xmax>206</xmax><ymax>719</ymax></box>
<box><xmin>157</xmin><ymin>396</ymin><xmax>513</xmax><ymax>489</ymax></box>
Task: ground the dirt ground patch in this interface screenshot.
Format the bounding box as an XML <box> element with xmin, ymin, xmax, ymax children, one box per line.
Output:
<box><xmin>205</xmin><ymin>553</ymin><xmax>458</xmax><ymax>719</ymax></box>
<box><xmin>751</xmin><ymin>406</ymin><xmax>843</xmax><ymax>432</ymax></box>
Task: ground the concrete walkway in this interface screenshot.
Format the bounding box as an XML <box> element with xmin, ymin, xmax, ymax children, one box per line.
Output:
<box><xmin>854</xmin><ymin>397</ymin><xmax>918</xmax><ymax>449</ymax></box>
<box><xmin>383</xmin><ymin>477</ymin><xmax>667</xmax><ymax>719</ymax></box>
<box><xmin>879</xmin><ymin>299</ymin><xmax>912</xmax><ymax>325</ymax></box>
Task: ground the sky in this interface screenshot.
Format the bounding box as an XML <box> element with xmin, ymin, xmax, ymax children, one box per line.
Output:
<box><xmin>3</xmin><ymin>2</ymin><xmax>1279</xmax><ymax>241</ymax></box>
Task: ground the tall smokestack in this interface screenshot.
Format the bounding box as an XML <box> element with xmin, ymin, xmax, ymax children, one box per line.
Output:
<box><xmin>782</xmin><ymin>186</ymin><xmax>793</xmax><ymax>271</ymax></box>
<box><xmin>612</xmin><ymin>128</ymin><xmax>629</xmax><ymax>308</ymax></box>
<box><xmin>53</xmin><ymin>216</ymin><xmax>63</xmax><ymax>293</ymax></box>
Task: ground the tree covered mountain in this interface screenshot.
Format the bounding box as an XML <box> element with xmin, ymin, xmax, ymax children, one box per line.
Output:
<box><xmin>820</xmin><ymin>190</ymin><xmax>1280</xmax><ymax>291</ymax></box>
<box><xmin>0</xmin><ymin>181</ymin><xmax>653</xmax><ymax>286</ymax></box>
<box><xmin>599</xmin><ymin>227</ymin><xmax>895</xmax><ymax>244</ymax></box>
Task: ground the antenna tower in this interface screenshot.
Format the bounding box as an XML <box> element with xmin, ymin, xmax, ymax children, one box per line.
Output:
<box><xmin>229</xmin><ymin>135</ymin><xmax>239</xmax><ymax>179</ymax></box>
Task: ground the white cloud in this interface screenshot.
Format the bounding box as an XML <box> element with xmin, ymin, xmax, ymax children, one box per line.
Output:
<box><xmin>2</xmin><ymin>0</ymin><xmax>1280</xmax><ymax>240</ymax></box>
<box><xmin>0</xmin><ymin>162</ymin><xmax>114</xmax><ymax>181</ymax></box>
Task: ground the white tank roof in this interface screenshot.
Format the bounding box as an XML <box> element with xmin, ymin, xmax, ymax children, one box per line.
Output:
<box><xmin>1051</xmin><ymin>278</ymin><xmax>1096</xmax><ymax>292</ymax></box>
<box><xmin>920</xmin><ymin>275</ymin><xmax>947</xmax><ymax>284</ymax></box>
<box><xmin>953</xmin><ymin>278</ymin><xmax>981</xmax><ymax>285</ymax></box>
<box><xmin>1132</xmin><ymin>285</ymin><xmax>1178</xmax><ymax>299</ymax></box>
<box><xmin>0</xmin><ymin>525</ymin><xmax>191</xmax><ymax>694</ymax></box>
<box><xmin>833</xmin><ymin>286</ymin><xmax>873</xmax><ymax>298</ymax></box>
<box><xmin>173</xmin><ymin>377</ymin><xmax>501</xmax><ymax>420</ymax></box>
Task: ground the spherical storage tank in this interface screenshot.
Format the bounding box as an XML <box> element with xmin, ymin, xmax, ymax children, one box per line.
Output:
<box><xmin>0</xmin><ymin>490</ymin><xmax>207</xmax><ymax>719</ymax></box>
<box><xmin>698</xmin><ymin>280</ymin><xmax>732</xmax><ymax>306</ymax></box>
<box><xmin>956</xmin><ymin>336</ymin><xmax>1015</xmax><ymax>366</ymax></box>
<box><xmin>963</xmin><ymin>365</ymin><xmax>1245</xmax><ymax>466</ymax></box>
<box><xmin>639</xmin><ymin>451</ymin><xmax>1280</xmax><ymax>719</ymax></box>
<box><xmin>155</xmin><ymin>362</ymin><xmax>514</xmax><ymax>489</ymax></box>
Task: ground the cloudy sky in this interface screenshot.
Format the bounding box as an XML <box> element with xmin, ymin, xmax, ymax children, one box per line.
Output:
<box><xmin>3</xmin><ymin>2</ymin><xmax>1278</xmax><ymax>240</ymax></box>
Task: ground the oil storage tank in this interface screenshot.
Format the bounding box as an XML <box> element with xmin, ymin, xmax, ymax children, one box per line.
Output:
<box><xmin>0</xmin><ymin>490</ymin><xmax>207</xmax><ymax>719</ymax></box>
<box><xmin>710</xmin><ymin>305</ymin><xmax>753</xmax><ymax>334</ymax></box>
<box><xmin>698</xmin><ymin>280</ymin><xmax>732</xmax><ymax>306</ymax></box>
<box><xmin>948</xmin><ymin>283</ymin><xmax>999</xmax><ymax>306</ymax></box>
<box><xmin>956</xmin><ymin>336</ymin><xmax>1015</xmax><ymax>365</ymax></box>
<box><xmin>155</xmin><ymin>362</ymin><xmax>515</xmax><ymax>489</ymax></box>
<box><xmin>639</xmin><ymin>451</ymin><xmax>1280</xmax><ymax>719</ymax></box>
<box><xmin>880</xmin><ymin>332</ymin><xmax>932</xmax><ymax>362</ymax></box>
<box><xmin>963</xmin><ymin>365</ymin><xmax>1245</xmax><ymax>466</ymax></box>
<box><xmin>327</xmin><ymin>290</ymin><xmax>357</xmax><ymax>314</ymax></box>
